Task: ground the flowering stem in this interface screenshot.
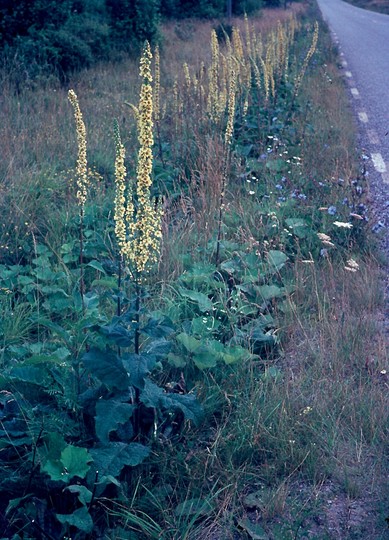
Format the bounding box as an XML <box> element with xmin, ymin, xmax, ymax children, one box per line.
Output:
<box><xmin>79</xmin><ymin>207</ymin><xmax>85</xmax><ymax>314</ymax></box>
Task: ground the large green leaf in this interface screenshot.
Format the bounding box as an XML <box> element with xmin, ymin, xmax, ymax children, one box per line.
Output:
<box><xmin>266</xmin><ymin>250</ymin><xmax>288</xmax><ymax>271</ymax></box>
<box><xmin>42</xmin><ymin>445</ymin><xmax>92</xmax><ymax>483</ymax></box>
<box><xmin>82</xmin><ymin>348</ymin><xmax>129</xmax><ymax>390</ymax></box>
<box><xmin>96</xmin><ymin>319</ymin><xmax>134</xmax><ymax>347</ymax></box>
<box><xmin>256</xmin><ymin>284</ymin><xmax>284</xmax><ymax>301</ymax></box>
<box><xmin>56</xmin><ymin>507</ymin><xmax>93</xmax><ymax>533</ymax></box>
<box><xmin>95</xmin><ymin>400</ymin><xmax>135</xmax><ymax>442</ymax></box>
<box><xmin>90</xmin><ymin>442</ymin><xmax>150</xmax><ymax>477</ymax></box>
<box><xmin>66</xmin><ymin>485</ymin><xmax>93</xmax><ymax>505</ymax></box>
<box><xmin>285</xmin><ymin>217</ymin><xmax>309</xmax><ymax>239</ymax></box>
<box><xmin>176</xmin><ymin>332</ymin><xmax>202</xmax><ymax>354</ymax></box>
<box><xmin>122</xmin><ymin>353</ymin><xmax>156</xmax><ymax>389</ymax></box>
<box><xmin>178</xmin><ymin>287</ymin><xmax>213</xmax><ymax>313</ymax></box>
<box><xmin>222</xmin><ymin>345</ymin><xmax>253</xmax><ymax>365</ymax></box>
<box><xmin>141</xmin><ymin>380</ymin><xmax>203</xmax><ymax>426</ymax></box>
<box><xmin>238</xmin><ymin>518</ymin><xmax>269</xmax><ymax>539</ymax></box>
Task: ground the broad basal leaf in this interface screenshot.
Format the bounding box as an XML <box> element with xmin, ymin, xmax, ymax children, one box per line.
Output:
<box><xmin>176</xmin><ymin>332</ymin><xmax>202</xmax><ymax>354</ymax></box>
<box><xmin>42</xmin><ymin>445</ymin><xmax>92</xmax><ymax>483</ymax></box>
<box><xmin>141</xmin><ymin>380</ymin><xmax>203</xmax><ymax>426</ymax></box>
<box><xmin>56</xmin><ymin>507</ymin><xmax>93</xmax><ymax>533</ymax></box>
<box><xmin>66</xmin><ymin>485</ymin><xmax>93</xmax><ymax>505</ymax></box>
<box><xmin>178</xmin><ymin>287</ymin><xmax>213</xmax><ymax>313</ymax></box>
<box><xmin>90</xmin><ymin>442</ymin><xmax>150</xmax><ymax>477</ymax></box>
<box><xmin>95</xmin><ymin>400</ymin><xmax>134</xmax><ymax>442</ymax></box>
<box><xmin>122</xmin><ymin>353</ymin><xmax>157</xmax><ymax>389</ymax></box>
<box><xmin>266</xmin><ymin>250</ymin><xmax>288</xmax><ymax>271</ymax></box>
<box><xmin>82</xmin><ymin>348</ymin><xmax>129</xmax><ymax>390</ymax></box>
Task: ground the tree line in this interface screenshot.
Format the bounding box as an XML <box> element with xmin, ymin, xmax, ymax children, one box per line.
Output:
<box><xmin>0</xmin><ymin>0</ymin><xmax>292</xmax><ymax>83</ymax></box>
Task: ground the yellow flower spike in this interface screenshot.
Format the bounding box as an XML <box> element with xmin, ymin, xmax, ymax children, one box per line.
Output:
<box><xmin>208</xmin><ymin>29</ymin><xmax>220</xmax><ymax>123</ymax></box>
<box><xmin>294</xmin><ymin>21</ymin><xmax>319</xmax><ymax>98</ymax></box>
<box><xmin>154</xmin><ymin>45</ymin><xmax>161</xmax><ymax>124</ymax></box>
<box><xmin>225</xmin><ymin>67</ymin><xmax>236</xmax><ymax>149</ymax></box>
<box><xmin>260</xmin><ymin>58</ymin><xmax>269</xmax><ymax>102</ymax></box>
<box><xmin>232</xmin><ymin>27</ymin><xmax>244</xmax><ymax>62</ymax></box>
<box><xmin>68</xmin><ymin>89</ymin><xmax>89</xmax><ymax>208</ymax></box>
<box><xmin>113</xmin><ymin>42</ymin><xmax>162</xmax><ymax>280</ymax></box>
<box><xmin>114</xmin><ymin>120</ymin><xmax>130</xmax><ymax>260</ymax></box>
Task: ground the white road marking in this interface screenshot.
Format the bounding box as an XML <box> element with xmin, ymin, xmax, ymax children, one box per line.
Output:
<box><xmin>371</xmin><ymin>153</ymin><xmax>387</xmax><ymax>173</ymax></box>
<box><xmin>345</xmin><ymin>71</ymin><xmax>352</xmax><ymax>78</ymax></box>
<box><xmin>358</xmin><ymin>111</ymin><xmax>368</xmax><ymax>123</ymax></box>
<box><xmin>350</xmin><ymin>87</ymin><xmax>360</xmax><ymax>97</ymax></box>
<box><xmin>367</xmin><ymin>129</ymin><xmax>381</xmax><ymax>145</ymax></box>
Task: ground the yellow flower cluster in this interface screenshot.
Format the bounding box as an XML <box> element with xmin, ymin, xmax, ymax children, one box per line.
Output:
<box><xmin>68</xmin><ymin>89</ymin><xmax>89</xmax><ymax>208</ymax></box>
<box><xmin>225</xmin><ymin>67</ymin><xmax>236</xmax><ymax>149</ymax></box>
<box><xmin>154</xmin><ymin>45</ymin><xmax>161</xmax><ymax>124</ymax></box>
<box><xmin>208</xmin><ymin>29</ymin><xmax>220</xmax><ymax>123</ymax></box>
<box><xmin>114</xmin><ymin>42</ymin><xmax>162</xmax><ymax>280</ymax></box>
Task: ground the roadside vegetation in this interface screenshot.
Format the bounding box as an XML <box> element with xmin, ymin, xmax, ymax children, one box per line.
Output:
<box><xmin>0</xmin><ymin>1</ymin><xmax>387</xmax><ymax>538</ymax></box>
<box><xmin>344</xmin><ymin>0</ymin><xmax>389</xmax><ymax>15</ymax></box>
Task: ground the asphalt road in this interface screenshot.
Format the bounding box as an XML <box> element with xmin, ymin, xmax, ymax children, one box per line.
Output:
<box><xmin>316</xmin><ymin>0</ymin><xmax>389</xmax><ymax>190</ymax></box>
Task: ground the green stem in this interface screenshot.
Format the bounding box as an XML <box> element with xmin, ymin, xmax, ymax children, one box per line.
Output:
<box><xmin>79</xmin><ymin>206</ymin><xmax>85</xmax><ymax>314</ymax></box>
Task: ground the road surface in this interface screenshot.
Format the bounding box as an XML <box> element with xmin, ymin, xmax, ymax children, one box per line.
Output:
<box><xmin>316</xmin><ymin>0</ymin><xmax>389</xmax><ymax>234</ymax></box>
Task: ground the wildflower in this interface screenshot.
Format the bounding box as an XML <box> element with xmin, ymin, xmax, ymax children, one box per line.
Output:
<box><xmin>349</xmin><ymin>213</ymin><xmax>363</xmax><ymax>220</ymax></box>
<box><xmin>275</xmin><ymin>184</ymin><xmax>283</xmax><ymax>190</ymax></box>
<box><xmin>68</xmin><ymin>89</ymin><xmax>89</xmax><ymax>208</ymax></box>
<box><xmin>208</xmin><ymin>29</ymin><xmax>220</xmax><ymax>123</ymax></box>
<box><xmin>327</xmin><ymin>206</ymin><xmax>337</xmax><ymax>215</ymax></box>
<box><xmin>154</xmin><ymin>45</ymin><xmax>161</xmax><ymax>124</ymax></box>
<box><xmin>298</xmin><ymin>193</ymin><xmax>307</xmax><ymax>200</ymax></box>
<box><xmin>345</xmin><ymin>258</ymin><xmax>359</xmax><ymax>272</ymax></box>
<box><xmin>114</xmin><ymin>42</ymin><xmax>162</xmax><ymax>279</ymax></box>
<box><xmin>333</xmin><ymin>221</ymin><xmax>353</xmax><ymax>229</ymax></box>
<box><xmin>293</xmin><ymin>21</ymin><xmax>319</xmax><ymax>97</ymax></box>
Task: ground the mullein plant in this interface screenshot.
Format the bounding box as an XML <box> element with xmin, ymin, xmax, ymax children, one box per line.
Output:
<box><xmin>68</xmin><ymin>89</ymin><xmax>90</xmax><ymax>311</ymax></box>
<box><xmin>215</xmin><ymin>65</ymin><xmax>237</xmax><ymax>266</ymax></box>
<box><xmin>114</xmin><ymin>41</ymin><xmax>163</xmax><ymax>354</ymax></box>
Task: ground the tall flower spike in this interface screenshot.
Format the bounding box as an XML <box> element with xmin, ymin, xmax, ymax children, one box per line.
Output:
<box><xmin>114</xmin><ymin>41</ymin><xmax>162</xmax><ymax>280</ymax></box>
<box><xmin>68</xmin><ymin>89</ymin><xmax>89</xmax><ymax>208</ymax></box>
<box><xmin>114</xmin><ymin>119</ymin><xmax>131</xmax><ymax>260</ymax></box>
<box><xmin>294</xmin><ymin>21</ymin><xmax>319</xmax><ymax>97</ymax></box>
<box><xmin>208</xmin><ymin>29</ymin><xmax>220</xmax><ymax>123</ymax></box>
<box><xmin>154</xmin><ymin>45</ymin><xmax>161</xmax><ymax>124</ymax></box>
